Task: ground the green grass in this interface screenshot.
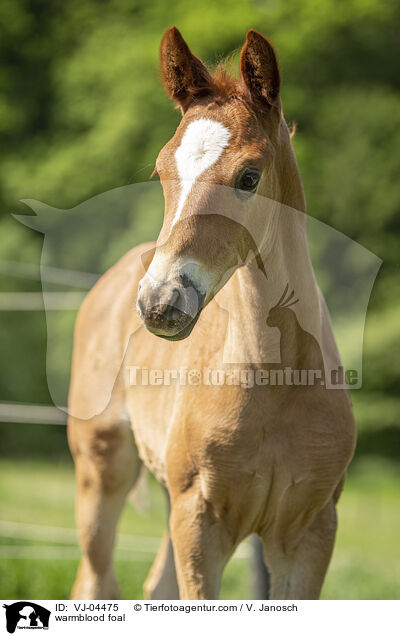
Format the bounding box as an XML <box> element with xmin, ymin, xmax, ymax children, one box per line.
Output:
<box><xmin>321</xmin><ymin>457</ymin><xmax>400</xmax><ymax>599</ymax></box>
<box><xmin>0</xmin><ymin>457</ymin><xmax>399</xmax><ymax>599</ymax></box>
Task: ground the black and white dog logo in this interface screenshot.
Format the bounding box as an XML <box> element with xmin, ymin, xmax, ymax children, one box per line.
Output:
<box><xmin>3</xmin><ymin>602</ymin><xmax>50</xmax><ymax>633</ymax></box>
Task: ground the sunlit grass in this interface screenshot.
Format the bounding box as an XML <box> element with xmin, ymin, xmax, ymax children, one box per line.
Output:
<box><xmin>322</xmin><ymin>457</ymin><xmax>400</xmax><ymax>599</ymax></box>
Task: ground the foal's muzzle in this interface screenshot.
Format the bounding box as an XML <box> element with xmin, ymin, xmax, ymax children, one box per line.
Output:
<box><xmin>136</xmin><ymin>275</ymin><xmax>205</xmax><ymax>340</ymax></box>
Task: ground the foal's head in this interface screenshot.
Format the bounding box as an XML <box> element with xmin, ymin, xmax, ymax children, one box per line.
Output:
<box><xmin>137</xmin><ymin>27</ymin><xmax>304</xmax><ymax>340</ymax></box>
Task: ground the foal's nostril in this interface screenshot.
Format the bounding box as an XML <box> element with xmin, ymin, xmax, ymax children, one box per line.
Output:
<box><xmin>163</xmin><ymin>288</ymin><xmax>179</xmax><ymax>317</ymax></box>
<box><xmin>137</xmin><ymin>294</ymin><xmax>144</xmax><ymax>316</ymax></box>
<box><xmin>165</xmin><ymin>304</ymin><xmax>184</xmax><ymax>322</ymax></box>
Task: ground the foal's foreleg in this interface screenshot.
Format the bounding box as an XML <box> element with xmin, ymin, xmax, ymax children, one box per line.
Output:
<box><xmin>264</xmin><ymin>499</ymin><xmax>337</xmax><ymax>600</ymax></box>
<box><xmin>68</xmin><ymin>416</ymin><xmax>141</xmax><ymax>599</ymax></box>
<box><xmin>169</xmin><ymin>486</ymin><xmax>234</xmax><ymax>600</ymax></box>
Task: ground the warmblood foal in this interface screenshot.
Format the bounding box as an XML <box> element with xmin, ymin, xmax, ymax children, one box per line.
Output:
<box><xmin>68</xmin><ymin>27</ymin><xmax>356</xmax><ymax>600</ymax></box>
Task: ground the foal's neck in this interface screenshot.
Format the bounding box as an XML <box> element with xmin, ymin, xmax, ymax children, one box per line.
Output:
<box><xmin>218</xmin><ymin>201</ymin><xmax>322</xmax><ymax>365</ymax></box>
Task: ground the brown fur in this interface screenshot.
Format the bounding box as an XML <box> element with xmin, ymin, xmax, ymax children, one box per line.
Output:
<box><xmin>68</xmin><ymin>28</ymin><xmax>356</xmax><ymax>600</ymax></box>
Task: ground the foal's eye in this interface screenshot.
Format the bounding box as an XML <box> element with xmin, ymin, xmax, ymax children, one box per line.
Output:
<box><xmin>235</xmin><ymin>168</ymin><xmax>261</xmax><ymax>196</ymax></box>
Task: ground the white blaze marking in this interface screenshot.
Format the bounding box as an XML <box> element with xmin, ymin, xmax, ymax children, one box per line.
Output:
<box><xmin>171</xmin><ymin>118</ymin><xmax>231</xmax><ymax>228</ymax></box>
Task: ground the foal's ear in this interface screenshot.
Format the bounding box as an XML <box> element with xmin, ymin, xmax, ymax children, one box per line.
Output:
<box><xmin>240</xmin><ymin>30</ymin><xmax>280</xmax><ymax>109</ymax></box>
<box><xmin>160</xmin><ymin>26</ymin><xmax>213</xmax><ymax>113</ymax></box>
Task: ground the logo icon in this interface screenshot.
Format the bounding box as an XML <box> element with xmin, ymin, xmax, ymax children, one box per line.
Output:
<box><xmin>2</xmin><ymin>602</ymin><xmax>50</xmax><ymax>634</ymax></box>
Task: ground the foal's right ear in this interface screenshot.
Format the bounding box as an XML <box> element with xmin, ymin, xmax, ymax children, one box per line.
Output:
<box><xmin>160</xmin><ymin>26</ymin><xmax>213</xmax><ymax>113</ymax></box>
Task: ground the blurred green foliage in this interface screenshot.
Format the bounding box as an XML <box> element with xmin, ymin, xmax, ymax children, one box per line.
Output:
<box><xmin>0</xmin><ymin>0</ymin><xmax>399</xmax><ymax>463</ymax></box>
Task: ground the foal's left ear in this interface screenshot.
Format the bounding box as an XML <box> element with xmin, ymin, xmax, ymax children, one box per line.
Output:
<box><xmin>160</xmin><ymin>26</ymin><xmax>213</xmax><ymax>113</ymax></box>
<box><xmin>240</xmin><ymin>30</ymin><xmax>280</xmax><ymax>109</ymax></box>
